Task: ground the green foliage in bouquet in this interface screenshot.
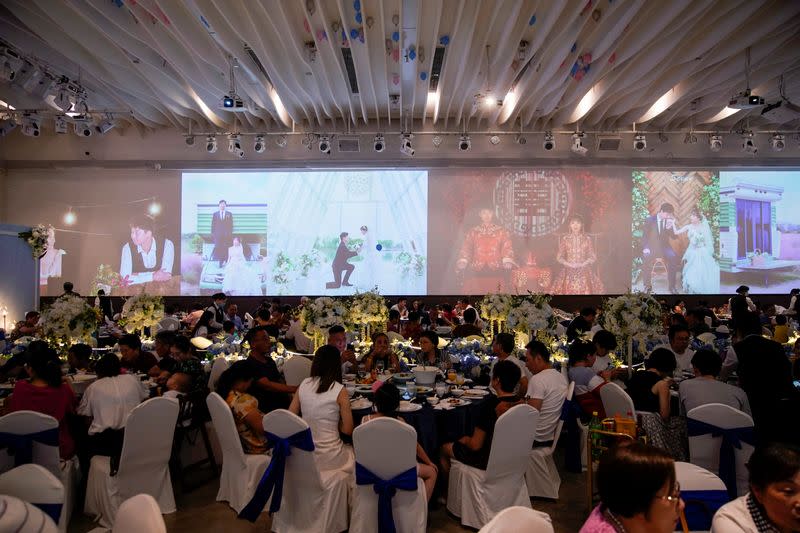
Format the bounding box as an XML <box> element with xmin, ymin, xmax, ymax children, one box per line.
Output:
<box><xmin>395</xmin><ymin>251</ymin><xmax>425</xmax><ymax>277</ymax></box>
<box><xmin>631</xmin><ymin>170</ymin><xmax>650</xmax><ymax>282</ymax></box>
<box><xmin>699</xmin><ymin>173</ymin><xmax>721</xmax><ymax>257</ymax></box>
<box><xmin>91</xmin><ymin>264</ymin><xmax>125</xmax><ymax>295</ymax></box>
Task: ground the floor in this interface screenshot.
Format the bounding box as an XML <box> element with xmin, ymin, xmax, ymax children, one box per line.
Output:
<box><xmin>69</xmin><ymin>449</ymin><xmax>589</xmax><ymax>532</ymax></box>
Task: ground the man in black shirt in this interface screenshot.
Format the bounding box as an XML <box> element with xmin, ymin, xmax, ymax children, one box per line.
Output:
<box><xmin>567</xmin><ymin>307</ymin><xmax>596</xmax><ymax>342</ymax></box>
<box><xmin>243</xmin><ymin>326</ymin><xmax>297</xmax><ymax>412</ymax></box>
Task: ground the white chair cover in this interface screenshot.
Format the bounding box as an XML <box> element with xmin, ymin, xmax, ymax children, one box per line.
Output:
<box><xmin>282</xmin><ymin>356</ymin><xmax>312</xmax><ymax>387</ymax></box>
<box><xmin>265</xmin><ymin>410</ymin><xmax>350</xmax><ymax>533</ymax></box>
<box><xmin>0</xmin><ymin>494</ymin><xmax>59</xmax><ymax>533</ymax></box>
<box><xmin>696</xmin><ymin>332</ymin><xmax>717</xmax><ymax>345</ymax></box>
<box><xmin>0</xmin><ymin>464</ymin><xmax>64</xmax><ymax>527</ymax></box>
<box><xmin>599</xmin><ymin>382</ymin><xmax>636</xmax><ymax>418</ymax></box>
<box><xmin>386</xmin><ymin>331</ymin><xmax>405</xmax><ymax>342</ymax></box>
<box><xmin>478</xmin><ymin>505</ymin><xmax>554</xmax><ymax>533</ymax></box>
<box><xmin>351</xmin><ymin>417</ymin><xmax>427</xmax><ymax>533</ymax></box>
<box><xmin>447</xmin><ymin>404</ymin><xmax>539</xmax><ymax>529</ymax></box>
<box><xmin>112</xmin><ymin>494</ymin><xmax>167</xmax><ymax>533</ymax></box>
<box><xmin>0</xmin><ymin>410</ymin><xmax>77</xmax><ymax>532</ymax></box>
<box><xmin>155</xmin><ymin>317</ymin><xmax>181</xmax><ymax>333</ymax></box>
<box><xmin>674</xmin><ymin>462</ymin><xmax>729</xmax><ymax>533</ymax></box>
<box><xmin>435</xmin><ymin>326</ymin><xmax>452</xmax><ymax>335</ymax></box>
<box><xmin>526</xmin><ymin>381</ymin><xmax>575</xmax><ymax>499</ymax></box>
<box><xmin>84</xmin><ymin>397</ymin><xmax>179</xmax><ymax>527</ymax></box>
<box><xmin>686</xmin><ymin>403</ymin><xmax>754</xmax><ymax>498</ymax></box>
<box><xmin>205</xmin><ymin>392</ymin><xmax>271</xmax><ymax>514</ymax></box>
<box><xmin>207</xmin><ymin>357</ymin><xmax>229</xmax><ymax>392</ymax></box>
<box><xmin>244</xmin><ymin>312</ymin><xmax>254</xmax><ymax>329</ymax></box>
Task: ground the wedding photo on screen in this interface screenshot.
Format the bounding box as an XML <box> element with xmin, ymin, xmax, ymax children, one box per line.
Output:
<box><xmin>180</xmin><ymin>171</ymin><xmax>428</xmax><ymax>296</ymax></box>
<box><xmin>427</xmin><ymin>169</ymin><xmax>632</xmax><ymax>295</ymax></box>
<box><xmin>719</xmin><ymin>170</ymin><xmax>800</xmax><ymax>294</ymax></box>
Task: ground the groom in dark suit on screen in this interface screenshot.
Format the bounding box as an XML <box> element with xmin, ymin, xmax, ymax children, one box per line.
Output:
<box><xmin>641</xmin><ymin>202</ymin><xmax>679</xmax><ymax>293</ymax></box>
<box><xmin>211</xmin><ymin>199</ymin><xmax>234</xmax><ymax>267</ymax></box>
<box><xmin>326</xmin><ymin>232</ymin><xmax>361</xmax><ymax>289</ymax></box>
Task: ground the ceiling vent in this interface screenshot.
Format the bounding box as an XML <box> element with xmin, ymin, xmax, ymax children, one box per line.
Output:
<box><xmin>428</xmin><ymin>46</ymin><xmax>446</xmax><ymax>91</ymax></box>
<box><xmin>243</xmin><ymin>45</ymin><xmax>273</xmax><ymax>86</ymax></box>
<box><xmin>337</xmin><ymin>137</ymin><xmax>361</xmax><ymax>152</ymax></box>
<box><xmin>596</xmin><ymin>136</ymin><xmax>622</xmax><ymax>151</ymax></box>
<box><xmin>340</xmin><ymin>48</ymin><xmax>359</xmax><ymax>94</ymax></box>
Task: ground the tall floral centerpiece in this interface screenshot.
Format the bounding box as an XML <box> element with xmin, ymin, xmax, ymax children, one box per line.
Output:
<box><xmin>478</xmin><ymin>293</ymin><xmax>515</xmax><ymax>337</ymax></box>
<box><xmin>346</xmin><ymin>290</ymin><xmax>389</xmax><ymax>341</ymax></box>
<box><xmin>506</xmin><ymin>293</ymin><xmax>555</xmax><ymax>347</ymax></box>
<box><xmin>18</xmin><ymin>224</ymin><xmax>51</xmax><ymax>258</ymax></box>
<box><xmin>40</xmin><ymin>294</ymin><xmax>100</xmax><ymax>350</ymax></box>
<box><xmin>603</xmin><ymin>292</ymin><xmax>664</xmax><ymax>374</ymax></box>
<box><xmin>300</xmin><ymin>296</ymin><xmax>347</xmax><ymax>352</ymax></box>
<box><xmin>119</xmin><ymin>293</ymin><xmax>165</xmax><ymax>335</ymax></box>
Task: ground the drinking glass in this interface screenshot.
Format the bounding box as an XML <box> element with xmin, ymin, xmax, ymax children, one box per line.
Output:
<box><xmin>376</xmin><ymin>360</ymin><xmax>385</xmax><ymax>373</ymax></box>
<box><xmin>447</xmin><ymin>370</ymin><xmax>457</xmax><ymax>382</ymax></box>
<box><xmin>456</xmin><ymin>373</ymin><xmax>465</xmax><ymax>386</ymax></box>
<box><xmin>406</xmin><ymin>382</ymin><xmax>417</xmax><ymax>397</ymax></box>
<box><xmin>435</xmin><ymin>382</ymin><xmax>447</xmax><ymax>398</ymax></box>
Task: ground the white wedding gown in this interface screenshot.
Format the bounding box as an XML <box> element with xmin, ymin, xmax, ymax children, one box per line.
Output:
<box><xmin>682</xmin><ymin>222</ymin><xmax>720</xmax><ymax>293</ymax></box>
<box><xmin>222</xmin><ymin>245</ymin><xmax>263</xmax><ymax>295</ymax></box>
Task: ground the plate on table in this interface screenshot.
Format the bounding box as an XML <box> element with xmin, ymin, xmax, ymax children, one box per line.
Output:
<box><xmin>0</xmin><ymin>383</ymin><xmax>13</xmax><ymax>390</ymax></box>
<box><xmin>355</xmin><ymin>385</ymin><xmax>374</xmax><ymax>395</ymax></box>
<box><xmin>392</xmin><ymin>372</ymin><xmax>414</xmax><ymax>382</ymax></box>
<box><xmin>445</xmin><ymin>379</ymin><xmax>473</xmax><ymax>385</ymax></box>
<box><xmin>463</xmin><ymin>388</ymin><xmax>489</xmax><ymax>397</ymax></box>
<box><xmin>472</xmin><ymin>385</ymin><xmax>489</xmax><ymax>390</ymax></box>
<box><xmin>343</xmin><ymin>373</ymin><xmax>357</xmax><ymax>381</ymax></box>
<box><xmin>444</xmin><ymin>398</ymin><xmax>472</xmax><ymax>408</ymax></box>
<box><xmin>413</xmin><ymin>386</ymin><xmax>432</xmax><ymax>395</ymax></box>
<box><xmin>397</xmin><ymin>402</ymin><xmax>423</xmax><ymax>413</ymax></box>
<box><xmin>350</xmin><ymin>398</ymin><xmax>373</xmax><ymax>410</ymax></box>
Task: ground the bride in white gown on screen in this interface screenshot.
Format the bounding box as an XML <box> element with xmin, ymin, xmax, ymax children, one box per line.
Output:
<box><xmin>673</xmin><ymin>210</ymin><xmax>720</xmax><ymax>294</ymax></box>
<box><xmin>222</xmin><ymin>237</ymin><xmax>263</xmax><ymax>295</ymax></box>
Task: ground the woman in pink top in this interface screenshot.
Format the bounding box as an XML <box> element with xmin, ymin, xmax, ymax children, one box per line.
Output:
<box><xmin>8</xmin><ymin>343</ymin><xmax>76</xmax><ymax>459</ymax></box>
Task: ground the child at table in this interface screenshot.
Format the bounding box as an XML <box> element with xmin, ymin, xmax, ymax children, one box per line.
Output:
<box><xmin>362</xmin><ymin>382</ymin><xmax>438</xmax><ymax>501</ymax></box>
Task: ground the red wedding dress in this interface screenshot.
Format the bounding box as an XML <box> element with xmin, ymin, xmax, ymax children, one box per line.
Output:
<box><xmin>457</xmin><ymin>223</ymin><xmax>514</xmax><ymax>293</ymax></box>
<box><xmin>550</xmin><ymin>234</ymin><xmax>604</xmax><ymax>294</ymax></box>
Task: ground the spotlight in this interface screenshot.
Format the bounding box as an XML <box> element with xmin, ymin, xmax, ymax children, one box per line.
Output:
<box><xmin>458</xmin><ymin>134</ymin><xmax>471</xmax><ymax>151</ymax></box>
<box><xmin>254</xmin><ymin>135</ymin><xmax>266</xmax><ymax>153</ymax></box>
<box><xmin>431</xmin><ymin>135</ymin><xmax>443</xmax><ymax>147</ymax></box>
<box><xmin>73</xmin><ymin>118</ymin><xmax>92</xmax><ymax>137</ymax></box>
<box><xmin>73</xmin><ymin>93</ymin><xmax>89</xmax><ymax>115</ymax></box>
<box><xmin>489</xmin><ymin>135</ymin><xmax>501</xmax><ymax>146</ymax></box>
<box><xmin>275</xmin><ymin>135</ymin><xmax>287</xmax><ymax>148</ymax></box>
<box><xmin>317</xmin><ymin>134</ymin><xmax>331</xmax><ymax>154</ymax></box>
<box><xmin>683</xmin><ymin>132</ymin><xmax>697</xmax><ymax>144</ymax></box>
<box><xmin>95</xmin><ymin>118</ymin><xmax>115</xmax><ymax>134</ymax></box>
<box><xmin>515</xmin><ymin>134</ymin><xmax>527</xmax><ymax>145</ymax></box>
<box><xmin>54</xmin><ymin>116</ymin><xmax>68</xmax><ymax>134</ymax></box>
<box><xmin>741</xmin><ymin>132</ymin><xmax>756</xmax><ymax>154</ymax></box>
<box><xmin>228</xmin><ymin>134</ymin><xmax>244</xmax><ymax>158</ymax></box>
<box><xmin>63</xmin><ymin>210</ymin><xmax>76</xmax><ymax>226</ymax></box>
<box><xmin>709</xmin><ymin>134</ymin><xmax>722</xmax><ymax>152</ymax></box>
<box><xmin>54</xmin><ymin>85</ymin><xmax>72</xmax><ymax>111</ymax></box>
<box><xmin>373</xmin><ymin>133</ymin><xmax>385</xmax><ymax>152</ymax></box>
<box><xmin>185</xmin><ymin>135</ymin><xmax>195</xmax><ymax>146</ymax></box>
<box><xmin>148</xmin><ymin>201</ymin><xmax>162</xmax><ymax>216</ymax></box>
<box><xmin>0</xmin><ymin>118</ymin><xmax>17</xmax><ymax>137</ymax></box>
<box><xmin>771</xmin><ymin>134</ymin><xmax>785</xmax><ymax>152</ymax></box>
<box><xmin>0</xmin><ymin>59</ymin><xmax>15</xmax><ymax>81</ymax></box>
<box><xmin>21</xmin><ymin>114</ymin><xmax>41</xmax><ymax>137</ymax></box>
<box><xmin>400</xmin><ymin>134</ymin><xmax>415</xmax><ymax>157</ymax></box>
<box><xmin>633</xmin><ymin>133</ymin><xmax>647</xmax><ymax>151</ymax></box>
<box><xmin>571</xmin><ymin>132</ymin><xmax>588</xmax><ymax>156</ymax></box>
<box><xmin>543</xmin><ymin>131</ymin><xmax>555</xmax><ymax>151</ymax></box>
<box><xmin>206</xmin><ymin>135</ymin><xmax>218</xmax><ymax>153</ymax></box>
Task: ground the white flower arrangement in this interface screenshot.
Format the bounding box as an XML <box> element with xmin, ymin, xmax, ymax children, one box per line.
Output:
<box><xmin>300</xmin><ymin>296</ymin><xmax>347</xmax><ymax>337</ymax></box>
<box><xmin>41</xmin><ymin>294</ymin><xmax>100</xmax><ymax>345</ymax></box>
<box><xmin>346</xmin><ymin>290</ymin><xmax>389</xmax><ymax>329</ymax></box>
<box><xmin>478</xmin><ymin>293</ymin><xmax>515</xmax><ymax>321</ymax></box>
<box><xmin>602</xmin><ymin>292</ymin><xmax>663</xmax><ymax>346</ymax></box>
<box><xmin>506</xmin><ymin>293</ymin><xmax>555</xmax><ymax>334</ymax></box>
<box><xmin>119</xmin><ymin>293</ymin><xmax>165</xmax><ymax>334</ymax></box>
<box><xmin>18</xmin><ymin>224</ymin><xmax>51</xmax><ymax>258</ymax></box>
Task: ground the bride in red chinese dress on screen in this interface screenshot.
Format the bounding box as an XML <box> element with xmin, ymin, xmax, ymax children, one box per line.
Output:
<box><xmin>550</xmin><ymin>215</ymin><xmax>604</xmax><ymax>294</ymax></box>
<box><xmin>456</xmin><ymin>208</ymin><xmax>515</xmax><ymax>293</ymax></box>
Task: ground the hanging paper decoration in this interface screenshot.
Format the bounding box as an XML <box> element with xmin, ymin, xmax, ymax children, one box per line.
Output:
<box><xmin>529</xmin><ymin>14</ymin><xmax>536</xmax><ymax>25</ymax></box>
<box><xmin>392</xmin><ymin>31</ymin><xmax>400</xmax><ymax>42</ymax></box>
<box><xmin>113</xmin><ymin>0</ymin><xmax>124</xmax><ymax>7</ymax></box>
<box><xmin>350</xmin><ymin>28</ymin><xmax>359</xmax><ymax>39</ymax></box>
<box><xmin>392</xmin><ymin>48</ymin><xmax>399</xmax><ymax>62</ymax></box>
<box><xmin>392</xmin><ymin>73</ymin><xmax>400</xmax><ymax>85</ymax></box>
<box><xmin>580</xmin><ymin>0</ymin><xmax>593</xmax><ymax>16</ymax></box>
<box><xmin>353</xmin><ymin>0</ymin><xmax>361</xmax><ymax>10</ymax></box>
<box><xmin>303</xmin><ymin>19</ymin><xmax>311</xmax><ymax>33</ymax></box>
<box><xmin>420</xmin><ymin>71</ymin><xmax>428</xmax><ymax>81</ymax></box>
<box><xmin>407</xmin><ymin>46</ymin><xmax>416</xmax><ymax>61</ymax></box>
<box><xmin>608</xmin><ymin>51</ymin><xmax>616</xmax><ymax>64</ymax></box>
<box><xmin>317</xmin><ymin>29</ymin><xmax>328</xmax><ymax>42</ymax></box>
<box><xmin>355</xmin><ymin>12</ymin><xmax>362</xmax><ymax>24</ymax></box>
<box><xmin>570</xmin><ymin>42</ymin><xmax>577</xmax><ymax>53</ymax></box>
<box><xmin>439</xmin><ymin>35</ymin><xmax>450</xmax><ymax>46</ymax></box>
<box><xmin>570</xmin><ymin>52</ymin><xmax>592</xmax><ymax>81</ymax></box>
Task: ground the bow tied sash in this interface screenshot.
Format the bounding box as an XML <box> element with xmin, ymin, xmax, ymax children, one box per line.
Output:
<box><xmin>686</xmin><ymin>418</ymin><xmax>755</xmax><ymax>498</ymax></box>
<box><xmin>0</xmin><ymin>427</ymin><xmax>60</xmax><ymax>467</ymax></box>
<box><xmin>560</xmin><ymin>398</ymin><xmax>583</xmax><ymax>473</ymax></box>
<box><xmin>238</xmin><ymin>427</ymin><xmax>315</xmax><ymax>521</ymax></box>
<box><xmin>355</xmin><ymin>462</ymin><xmax>418</xmax><ymax>533</ymax></box>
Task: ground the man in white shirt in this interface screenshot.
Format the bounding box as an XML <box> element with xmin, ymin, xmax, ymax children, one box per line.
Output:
<box><xmin>490</xmin><ymin>332</ymin><xmax>530</xmax><ymax>393</ymax></box>
<box><xmin>679</xmin><ymin>348</ymin><xmax>750</xmax><ymax>415</ymax></box>
<box><xmin>525</xmin><ymin>340</ymin><xmax>568</xmax><ymax>446</ymax></box>
<box><xmin>119</xmin><ymin>215</ymin><xmax>174</xmax><ymax>285</ymax></box>
<box><xmin>225</xmin><ymin>303</ymin><xmax>244</xmax><ymax>331</ymax></box>
<box><xmin>285</xmin><ymin>317</ymin><xmax>312</xmax><ymax>353</ymax></box>
<box><xmin>390</xmin><ymin>297</ymin><xmax>409</xmax><ymax>319</ymax></box>
<box><xmin>653</xmin><ymin>324</ymin><xmax>694</xmax><ymax>373</ymax></box>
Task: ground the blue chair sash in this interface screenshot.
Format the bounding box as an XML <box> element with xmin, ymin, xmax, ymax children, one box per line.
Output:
<box><xmin>678</xmin><ymin>489</ymin><xmax>730</xmax><ymax>531</ymax></box>
<box><xmin>238</xmin><ymin>427</ymin><xmax>315</xmax><ymax>521</ymax></box>
<box><xmin>0</xmin><ymin>427</ymin><xmax>60</xmax><ymax>467</ymax></box>
<box><xmin>355</xmin><ymin>462</ymin><xmax>418</xmax><ymax>533</ymax></box>
<box><xmin>34</xmin><ymin>502</ymin><xmax>63</xmax><ymax>524</ymax></box>
<box><xmin>560</xmin><ymin>398</ymin><xmax>583</xmax><ymax>473</ymax></box>
<box><xmin>686</xmin><ymin>418</ymin><xmax>755</xmax><ymax>498</ymax></box>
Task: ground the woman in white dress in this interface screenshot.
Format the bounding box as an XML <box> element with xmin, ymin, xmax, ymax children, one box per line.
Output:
<box><xmin>673</xmin><ymin>210</ymin><xmax>719</xmax><ymax>294</ymax></box>
<box><xmin>222</xmin><ymin>237</ymin><xmax>262</xmax><ymax>295</ymax></box>
<box><xmin>39</xmin><ymin>227</ymin><xmax>65</xmax><ymax>295</ymax></box>
<box><xmin>289</xmin><ymin>345</ymin><xmax>354</xmax><ymax>473</ymax></box>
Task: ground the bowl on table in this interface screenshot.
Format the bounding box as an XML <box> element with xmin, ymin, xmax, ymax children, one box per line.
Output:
<box><xmin>411</xmin><ymin>366</ymin><xmax>439</xmax><ymax>386</ymax></box>
<box><xmin>450</xmin><ymin>388</ymin><xmax>465</xmax><ymax>398</ymax></box>
<box><xmin>426</xmin><ymin>396</ymin><xmax>440</xmax><ymax>406</ymax></box>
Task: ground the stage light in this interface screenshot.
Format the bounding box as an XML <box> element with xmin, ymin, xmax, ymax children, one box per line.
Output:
<box><xmin>633</xmin><ymin>133</ymin><xmax>647</xmax><ymax>151</ymax></box>
<box><xmin>21</xmin><ymin>114</ymin><xmax>41</xmax><ymax>137</ymax></box>
<box><xmin>148</xmin><ymin>201</ymin><xmax>162</xmax><ymax>216</ymax></box>
<box><xmin>95</xmin><ymin>118</ymin><xmax>115</xmax><ymax>134</ymax></box>
<box><xmin>571</xmin><ymin>132</ymin><xmax>587</xmax><ymax>156</ymax></box>
<box><xmin>431</xmin><ymin>135</ymin><xmax>443</xmax><ymax>147</ymax></box>
<box><xmin>275</xmin><ymin>135</ymin><xmax>287</xmax><ymax>148</ymax></box>
<box><xmin>63</xmin><ymin>210</ymin><xmax>76</xmax><ymax>225</ymax></box>
<box><xmin>54</xmin><ymin>116</ymin><xmax>68</xmax><ymax>134</ymax></box>
<box><xmin>373</xmin><ymin>134</ymin><xmax>385</xmax><ymax>152</ymax></box>
<box><xmin>709</xmin><ymin>134</ymin><xmax>722</xmax><ymax>152</ymax></box>
<box><xmin>458</xmin><ymin>135</ymin><xmax>471</xmax><ymax>151</ymax></box>
<box><xmin>515</xmin><ymin>134</ymin><xmax>527</xmax><ymax>145</ymax></box>
<box><xmin>0</xmin><ymin>59</ymin><xmax>15</xmax><ymax>81</ymax></box>
<box><xmin>54</xmin><ymin>85</ymin><xmax>72</xmax><ymax>111</ymax></box>
<box><xmin>400</xmin><ymin>134</ymin><xmax>414</xmax><ymax>157</ymax></box>
<box><xmin>741</xmin><ymin>132</ymin><xmax>756</xmax><ymax>154</ymax></box>
<box><xmin>318</xmin><ymin>135</ymin><xmax>331</xmax><ymax>154</ymax></box>
<box><xmin>73</xmin><ymin>118</ymin><xmax>92</xmax><ymax>137</ymax></box>
<box><xmin>771</xmin><ymin>134</ymin><xmax>785</xmax><ymax>152</ymax></box>
<box><xmin>683</xmin><ymin>132</ymin><xmax>697</xmax><ymax>144</ymax></box>
<box><xmin>254</xmin><ymin>135</ymin><xmax>266</xmax><ymax>153</ymax></box>
<box><xmin>73</xmin><ymin>93</ymin><xmax>89</xmax><ymax>115</ymax></box>
<box><xmin>185</xmin><ymin>135</ymin><xmax>195</xmax><ymax>146</ymax></box>
<box><xmin>489</xmin><ymin>135</ymin><xmax>501</xmax><ymax>146</ymax></box>
<box><xmin>206</xmin><ymin>135</ymin><xmax>217</xmax><ymax>153</ymax></box>
<box><xmin>543</xmin><ymin>131</ymin><xmax>555</xmax><ymax>151</ymax></box>
<box><xmin>0</xmin><ymin>119</ymin><xmax>17</xmax><ymax>137</ymax></box>
<box><xmin>228</xmin><ymin>134</ymin><xmax>244</xmax><ymax>158</ymax></box>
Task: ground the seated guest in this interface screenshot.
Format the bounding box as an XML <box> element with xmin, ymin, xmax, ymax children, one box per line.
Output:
<box><xmin>221</xmin><ymin>320</ymin><xmax>237</xmax><ymax>343</ymax></box>
<box><xmin>8</xmin><ymin>311</ymin><xmax>40</xmax><ymax>342</ymax></box>
<box><xmin>490</xmin><ymin>332</ymin><xmax>529</xmax><ymax>393</ymax></box>
<box><xmin>686</xmin><ymin>308</ymin><xmax>711</xmax><ymax>337</ymax></box>
<box><xmin>363</xmin><ymin>332</ymin><xmax>399</xmax><ymax>372</ymax></box>
<box><xmin>628</xmin><ymin>348</ymin><xmax>676</xmax><ymax>419</ymax></box>
<box><xmin>267</xmin><ymin>305</ymin><xmax>290</xmax><ymax>331</ymax></box>
<box><xmin>78</xmin><ymin>353</ymin><xmax>148</xmax><ymax>463</ymax></box>
<box><xmin>679</xmin><ymin>349</ymin><xmax>751</xmax><ymax>415</ymax></box>
<box><xmin>168</xmin><ymin>336</ymin><xmax>206</xmax><ymax>393</ymax></box>
<box><xmin>386</xmin><ymin>309</ymin><xmax>402</xmax><ymax>334</ymax></box>
<box><xmin>289</xmin><ymin>345</ymin><xmax>354</xmax><ymax>472</ymax></box>
<box><xmin>567</xmin><ymin>307</ymin><xmax>596</xmax><ymax>342</ymax></box>
<box><xmin>580</xmin><ymin>441</ymin><xmax>684</xmax><ymax>532</ymax></box>
<box><xmin>192</xmin><ymin>310</ymin><xmax>214</xmax><ymax>339</ymax></box>
<box><xmin>451</xmin><ymin>308</ymin><xmax>484</xmax><ymax>339</ymax></box>
<box><xmin>244</xmin><ymin>326</ymin><xmax>296</xmax><ymax>412</ymax></box>
<box><xmin>67</xmin><ymin>343</ymin><xmax>93</xmax><ymax>373</ymax></box>
<box><xmin>162</xmin><ymin>372</ymin><xmax>190</xmax><ymax>400</ymax></box>
<box><xmin>1</xmin><ymin>340</ymin><xmax>54</xmax><ymax>382</ymax></box>
<box><xmin>284</xmin><ymin>313</ymin><xmax>312</xmax><ymax>353</ymax></box>
<box><xmin>390</xmin><ymin>297</ymin><xmax>409</xmax><ymax>319</ymax></box>
<box><xmin>419</xmin><ymin>331</ymin><xmax>448</xmax><ymax>368</ymax></box>
<box><xmin>525</xmin><ymin>340</ymin><xmax>569</xmax><ymax>446</ymax></box>
<box><xmin>225</xmin><ymin>303</ymin><xmax>243</xmax><ymax>331</ymax></box>
<box><xmin>327</xmin><ymin>325</ymin><xmax>357</xmax><ymax>367</ymax></box>
<box><xmin>183</xmin><ymin>303</ymin><xmax>204</xmax><ymax>329</ymax></box>
<box><xmin>151</xmin><ymin>330</ymin><xmax>175</xmax><ymax>362</ymax></box>
<box><xmin>712</xmin><ymin>442</ymin><xmax>800</xmax><ymax>532</ymax></box>
<box><xmin>216</xmin><ymin>361</ymin><xmax>267</xmax><ymax>454</ymax></box>
<box><xmin>440</xmin><ymin>360</ymin><xmax>522</xmax><ymax>475</ymax></box>
<box><xmin>118</xmin><ymin>334</ymin><xmax>158</xmax><ymax>375</ymax></box>
<box><xmin>568</xmin><ymin>340</ymin><xmax>606</xmax><ymax>419</ymax></box>
<box><xmin>403</xmin><ymin>311</ymin><xmax>423</xmax><ymax>344</ymax></box>
<box><xmin>255</xmin><ymin>308</ymin><xmax>280</xmax><ymax>338</ymax></box>
<box><xmin>440</xmin><ymin>303</ymin><xmax>458</xmax><ymax>325</ymax></box>
<box><xmin>653</xmin><ymin>324</ymin><xmax>694</xmax><ymax>374</ymax></box>
<box><xmin>362</xmin><ymin>382</ymin><xmax>438</xmax><ymax>500</ymax></box>
<box><xmin>7</xmin><ymin>345</ymin><xmax>76</xmax><ymax>459</ymax></box>
<box><xmin>149</xmin><ymin>330</ymin><xmax>177</xmax><ymax>379</ymax></box>
<box><xmin>773</xmin><ymin>314</ymin><xmax>791</xmax><ymax>344</ymax></box>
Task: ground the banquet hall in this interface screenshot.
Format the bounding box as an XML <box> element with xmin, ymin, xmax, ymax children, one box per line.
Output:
<box><xmin>2</xmin><ymin>1</ymin><xmax>800</xmax><ymax>532</ymax></box>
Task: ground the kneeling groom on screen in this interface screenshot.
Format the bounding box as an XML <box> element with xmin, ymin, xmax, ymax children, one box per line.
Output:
<box><xmin>119</xmin><ymin>214</ymin><xmax>174</xmax><ymax>285</ymax></box>
<box><xmin>326</xmin><ymin>232</ymin><xmax>361</xmax><ymax>289</ymax></box>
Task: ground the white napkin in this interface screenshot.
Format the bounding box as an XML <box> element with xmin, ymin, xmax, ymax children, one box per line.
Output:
<box><xmin>434</xmin><ymin>403</ymin><xmax>455</xmax><ymax>411</ymax></box>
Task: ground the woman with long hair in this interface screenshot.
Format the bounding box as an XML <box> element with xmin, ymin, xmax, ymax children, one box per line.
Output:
<box><xmin>217</xmin><ymin>361</ymin><xmax>267</xmax><ymax>454</ymax></box>
<box><xmin>550</xmin><ymin>214</ymin><xmax>604</xmax><ymax>294</ymax></box>
<box><xmin>192</xmin><ymin>310</ymin><xmax>214</xmax><ymax>338</ymax></box>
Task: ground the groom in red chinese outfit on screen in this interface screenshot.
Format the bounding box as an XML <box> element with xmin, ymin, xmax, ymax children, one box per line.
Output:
<box><xmin>456</xmin><ymin>207</ymin><xmax>515</xmax><ymax>293</ymax></box>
